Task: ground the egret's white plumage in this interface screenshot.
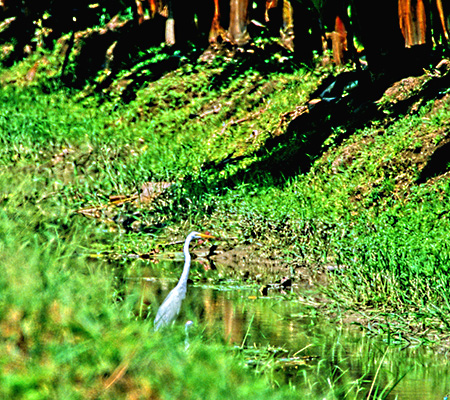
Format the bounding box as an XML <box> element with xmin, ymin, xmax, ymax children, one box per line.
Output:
<box><xmin>154</xmin><ymin>231</ymin><xmax>215</xmax><ymax>330</ymax></box>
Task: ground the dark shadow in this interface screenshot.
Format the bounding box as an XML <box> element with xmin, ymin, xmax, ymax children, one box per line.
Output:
<box><xmin>417</xmin><ymin>140</ymin><xmax>450</xmax><ymax>183</ymax></box>
<box><xmin>0</xmin><ymin>3</ymin><xmax>104</xmax><ymax>66</ymax></box>
<box><xmin>201</xmin><ymin>69</ymin><xmax>383</xmax><ymax>184</ymax></box>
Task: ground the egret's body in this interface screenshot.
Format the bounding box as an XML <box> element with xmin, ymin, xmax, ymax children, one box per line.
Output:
<box><xmin>154</xmin><ymin>231</ymin><xmax>215</xmax><ymax>330</ymax></box>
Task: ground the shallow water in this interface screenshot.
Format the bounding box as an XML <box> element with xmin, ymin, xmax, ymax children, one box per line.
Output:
<box><xmin>127</xmin><ymin>259</ymin><xmax>450</xmax><ymax>399</ymax></box>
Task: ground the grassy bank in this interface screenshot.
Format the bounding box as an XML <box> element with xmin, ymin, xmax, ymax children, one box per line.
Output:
<box><xmin>1</xmin><ymin>40</ymin><xmax>450</xmax><ymax>397</ymax></box>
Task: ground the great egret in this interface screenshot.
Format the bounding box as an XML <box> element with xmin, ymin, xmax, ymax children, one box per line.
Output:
<box><xmin>154</xmin><ymin>231</ymin><xmax>216</xmax><ymax>330</ymax></box>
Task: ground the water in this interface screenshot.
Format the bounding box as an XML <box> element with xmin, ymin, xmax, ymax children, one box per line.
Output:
<box><xmin>124</xmin><ymin>260</ymin><xmax>450</xmax><ymax>399</ymax></box>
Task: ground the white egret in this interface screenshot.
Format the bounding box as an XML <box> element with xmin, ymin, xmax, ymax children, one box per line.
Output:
<box><xmin>154</xmin><ymin>231</ymin><xmax>216</xmax><ymax>330</ymax></box>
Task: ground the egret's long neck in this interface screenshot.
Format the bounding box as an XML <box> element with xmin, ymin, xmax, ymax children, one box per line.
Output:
<box><xmin>178</xmin><ymin>235</ymin><xmax>193</xmax><ymax>288</ymax></box>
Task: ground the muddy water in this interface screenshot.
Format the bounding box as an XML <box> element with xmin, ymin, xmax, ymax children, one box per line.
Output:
<box><xmin>127</xmin><ymin>259</ymin><xmax>450</xmax><ymax>399</ymax></box>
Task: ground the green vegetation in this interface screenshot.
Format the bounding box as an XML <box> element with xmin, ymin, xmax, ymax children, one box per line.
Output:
<box><xmin>1</xmin><ymin>26</ymin><xmax>450</xmax><ymax>397</ymax></box>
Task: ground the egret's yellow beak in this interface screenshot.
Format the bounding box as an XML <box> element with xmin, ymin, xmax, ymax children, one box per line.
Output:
<box><xmin>198</xmin><ymin>233</ymin><xmax>217</xmax><ymax>240</ymax></box>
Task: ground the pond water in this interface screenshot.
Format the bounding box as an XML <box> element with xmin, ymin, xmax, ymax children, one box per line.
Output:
<box><xmin>123</xmin><ymin>259</ymin><xmax>450</xmax><ymax>399</ymax></box>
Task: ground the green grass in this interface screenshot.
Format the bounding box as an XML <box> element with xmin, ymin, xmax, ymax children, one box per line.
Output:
<box><xmin>1</xmin><ymin>38</ymin><xmax>450</xmax><ymax>398</ymax></box>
